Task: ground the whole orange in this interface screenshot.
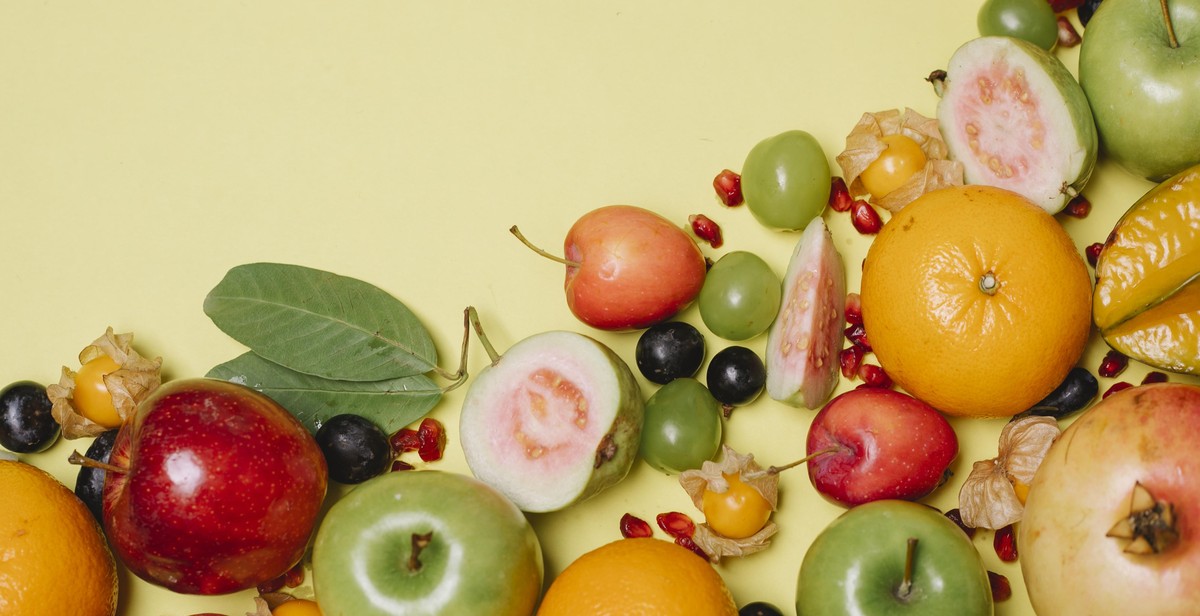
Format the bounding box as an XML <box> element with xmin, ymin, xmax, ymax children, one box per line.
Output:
<box><xmin>0</xmin><ymin>459</ymin><xmax>119</xmax><ymax>616</ymax></box>
<box><xmin>536</xmin><ymin>537</ymin><xmax>737</xmax><ymax>616</ymax></box>
<box><xmin>860</xmin><ymin>185</ymin><xmax>1091</xmax><ymax>418</ymax></box>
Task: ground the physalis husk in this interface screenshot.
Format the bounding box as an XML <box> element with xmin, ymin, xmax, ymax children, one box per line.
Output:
<box><xmin>47</xmin><ymin>327</ymin><xmax>162</xmax><ymax>438</ymax></box>
<box><xmin>680</xmin><ymin>445</ymin><xmax>779</xmax><ymax>563</ymax></box>
<box><xmin>836</xmin><ymin>108</ymin><xmax>963</xmax><ymax>213</ymax></box>
<box><xmin>958</xmin><ymin>415</ymin><xmax>1060</xmax><ymax>529</ymax></box>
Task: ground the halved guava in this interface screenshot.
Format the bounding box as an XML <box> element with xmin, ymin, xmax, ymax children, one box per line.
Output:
<box><xmin>459</xmin><ymin>330</ymin><xmax>644</xmax><ymax>513</ymax></box>
<box><xmin>765</xmin><ymin>217</ymin><xmax>847</xmax><ymax>409</ymax></box>
<box><xmin>935</xmin><ymin>36</ymin><xmax>1097</xmax><ymax>214</ymax></box>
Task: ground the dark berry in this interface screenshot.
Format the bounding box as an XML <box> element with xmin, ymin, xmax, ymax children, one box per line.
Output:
<box><xmin>739</xmin><ymin>602</ymin><xmax>784</xmax><ymax>616</ymax></box>
<box><xmin>0</xmin><ymin>381</ymin><xmax>59</xmax><ymax>453</ymax></box>
<box><xmin>315</xmin><ymin>414</ymin><xmax>392</xmax><ymax>484</ymax></box>
<box><xmin>1078</xmin><ymin>0</ymin><xmax>1103</xmax><ymax>25</ymax></box>
<box><xmin>635</xmin><ymin>321</ymin><xmax>706</xmax><ymax>384</ymax></box>
<box><xmin>705</xmin><ymin>346</ymin><xmax>766</xmax><ymax>408</ymax></box>
<box><xmin>73</xmin><ymin>428</ymin><xmax>119</xmax><ymax>524</ymax></box>
<box><xmin>1024</xmin><ymin>366</ymin><xmax>1098</xmax><ymax>419</ymax></box>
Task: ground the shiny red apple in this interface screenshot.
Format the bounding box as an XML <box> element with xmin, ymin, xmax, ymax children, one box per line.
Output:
<box><xmin>806</xmin><ymin>388</ymin><xmax>958</xmax><ymax>507</ymax></box>
<box><xmin>101</xmin><ymin>378</ymin><xmax>328</xmax><ymax>595</ymax></box>
<box><xmin>556</xmin><ymin>205</ymin><xmax>707</xmax><ymax>330</ymax></box>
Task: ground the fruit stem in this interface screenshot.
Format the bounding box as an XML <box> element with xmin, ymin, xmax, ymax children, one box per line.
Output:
<box><xmin>897</xmin><ymin>537</ymin><xmax>918</xmax><ymax>600</ymax></box>
<box><xmin>1161</xmin><ymin>0</ymin><xmax>1180</xmax><ymax>49</ymax></box>
<box><xmin>433</xmin><ymin>307</ymin><xmax>474</xmax><ymax>393</ymax></box>
<box><xmin>979</xmin><ymin>271</ymin><xmax>999</xmax><ymax>296</ymax></box>
<box><xmin>67</xmin><ymin>449</ymin><xmax>127</xmax><ymax>475</ymax></box>
<box><xmin>744</xmin><ymin>446</ymin><xmax>843</xmax><ymax>479</ymax></box>
<box><xmin>468</xmin><ymin>306</ymin><xmax>503</xmax><ymax>365</ymax></box>
<box><xmin>510</xmin><ymin>225</ymin><xmax>582</xmax><ymax>268</ymax></box>
<box><xmin>407</xmin><ymin>531</ymin><xmax>434</xmax><ymax>573</ymax></box>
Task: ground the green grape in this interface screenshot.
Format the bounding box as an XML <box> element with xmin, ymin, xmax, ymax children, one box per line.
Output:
<box><xmin>698</xmin><ymin>251</ymin><xmax>782</xmax><ymax>341</ymax></box>
<box><xmin>638</xmin><ymin>378</ymin><xmax>722</xmax><ymax>474</ymax></box>
<box><xmin>741</xmin><ymin>130</ymin><xmax>831</xmax><ymax>231</ymax></box>
<box><xmin>978</xmin><ymin>0</ymin><xmax>1058</xmax><ymax>50</ymax></box>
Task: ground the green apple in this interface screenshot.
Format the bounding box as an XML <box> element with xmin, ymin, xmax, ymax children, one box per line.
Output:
<box><xmin>312</xmin><ymin>470</ymin><xmax>543</xmax><ymax>616</ymax></box>
<box><xmin>796</xmin><ymin>500</ymin><xmax>993</xmax><ymax>616</ymax></box>
<box><xmin>1079</xmin><ymin>0</ymin><xmax>1200</xmax><ymax>181</ymax></box>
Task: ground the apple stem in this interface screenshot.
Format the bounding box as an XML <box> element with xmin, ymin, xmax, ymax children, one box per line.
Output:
<box><xmin>897</xmin><ymin>537</ymin><xmax>918</xmax><ymax>601</ymax></box>
<box><xmin>1161</xmin><ymin>0</ymin><xmax>1180</xmax><ymax>49</ymax></box>
<box><xmin>407</xmin><ymin>531</ymin><xmax>434</xmax><ymax>573</ymax></box>
<box><xmin>468</xmin><ymin>307</ymin><xmax>503</xmax><ymax>366</ymax></box>
<box><xmin>743</xmin><ymin>446</ymin><xmax>842</xmax><ymax>479</ymax></box>
<box><xmin>67</xmin><ymin>449</ymin><xmax>128</xmax><ymax>475</ymax></box>
<box><xmin>510</xmin><ymin>225</ymin><xmax>582</xmax><ymax>268</ymax></box>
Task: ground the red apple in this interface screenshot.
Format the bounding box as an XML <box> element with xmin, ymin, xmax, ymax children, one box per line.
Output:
<box><xmin>548</xmin><ymin>205</ymin><xmax>706</xmax><ymax>330</ymax></box>
<box><xmin>1021</xmin><ymin>382</ymin><xmax>1200</xmax><ymax>615</ymax></box>
<box><xmin>806</xmin><ymin>388</ymin><xmax>958</xmax><ymax>507</ymax></box>
<box><xmin>102</xmin><ymin>378</ymin><xmax>328</xmax><ymax>595</ymax></box>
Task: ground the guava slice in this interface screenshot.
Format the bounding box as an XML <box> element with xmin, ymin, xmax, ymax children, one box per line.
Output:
<box><xmin>459</xmin><ymin>330</ymin><xmax>644</xmax><ymax>513</ymax></box>
<box><xmin>765</xmin><ymin>217</ymin><xmax>847</xmax><ymax>409</ymax></box>
<box><xmin>935</xmin><ymin>36</ymin><xmax>1098</xmax><ymax>214</ymax></box>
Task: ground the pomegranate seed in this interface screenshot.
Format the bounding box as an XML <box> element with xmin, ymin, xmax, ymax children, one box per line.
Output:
<box><xmin>994</xmin><ymin>524</ymin><xmax>1018</xmax><ymax>562</ymax></box>
<box><xmin>851</xmin><ymin>199</ymin><xmax>883</xmax><ymax>235</ymax></box>
<box><xmin>988</xmin><ymin>571</ymin><xmax>1013</xmax><ymax>602</ymax></box>
<box><xmin>844</xmin><ymin>323</ymin><xmax>872</xmax><ymax>351</ymax></box>
<box><xmin>944</xmin><ymin>508</ymin><xmax>976</xmax><ymax>539</ymax></box>
<box><xmin>656</xmin><ymin>511</ymin><xmax>696</xmax><ymax>539</ymax></box>
<box><xmin>829</xmin><ymin>177</ymin><xmax>854</xmax><ymax>212</ymax></box>
<box><xmin>257</xmin><ymin>573</ymin><xmax>286</xmax><ymax>594</ymax></box>
<box><xmin>391</xmin><ymin>459</ymin><xmax>416</xmax><ymax>472</ymax></box>
<box><xmin>619</xmin><ymin>513</ymin><xmax>654</xmax><ymax>539</ymax></box>
<box><xmin>1103</xmin><ymin>381</ymin><xmax>1133</xmax><ymax>398</ymax></box>
<box><xmin>1098</xmin><ymin>350</ymin><xmax>1129</xmax><ymax>378</ymax></box>
<box><xmin>1085</xmin><ymin>242</ymin><xmax>1104</xmax><ymax>267</ymax></box>
<box><xmin>1142</xmin><ymin>371</ymin><xmax>1169</xmax><ymax>384</ymax></box>
<box><xmin>1057</xmin><ymin>16</ymin><xmax>1082</xmax><ymax>48</ymax></box>
<box><xmin>689</xmin><ymin>214</ymin><xmax>724</xmax><ymax>248</ymax></box>
<box><xmin>674</xmin><ymin>534</ymin><xmax>710</xmax><ymax>560</ymax></box>
<box><xmin>844</xmin><ymin>292</ymin><xmax>863</xmax><ymax>325</ymax></box>
<box><xmin>417</xmin><ymin>418</ymin><xmax>447</xmax><ymax>462</ymax></box>
<box><xmin>389</xmin><ymin>428</ymin><xmax>421</xmax><ymax>453</ymax></box>
<box><xmin>283</xmin><ymin>562</ymin><xmax>305</xmax><ymax>588</ymax></box>
<box><xmin>713</xmin><ymin>169</ymin><xmax>744</xmax><ymax>207</ymax></box>
<box><xmin>1064</xmin><ymin>194</ymin><xmax>1091</xmax><ymax>218</ymax></box>
<box><xmin>839</xmin><ymin>345</ymin><xmax>865</xmax><ymax>380</ymax></box>
<box><xmin>857</xmin><ymin>363</ymin><xmax>892</xmax><ymax>389</ymax></box>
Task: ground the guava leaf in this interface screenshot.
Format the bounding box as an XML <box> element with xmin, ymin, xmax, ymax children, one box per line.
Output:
<box><xmin>207</xmin><ymin>351</ymin><xmax>441</xmax><ymax>433</ymax></box>
<box><xmin>203</xmin><ymin>262</ymin><xmax>437</xmax><ymax>381</ymax></box>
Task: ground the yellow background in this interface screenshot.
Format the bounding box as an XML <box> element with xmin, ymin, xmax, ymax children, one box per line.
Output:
<box><xmin>1</xmin><ymin>2</ymin><xmax>1189</xmax><ymax>615</ymax></box>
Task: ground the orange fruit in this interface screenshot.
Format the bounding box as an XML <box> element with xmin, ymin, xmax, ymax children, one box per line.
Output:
<box><xmin>860</xmin><ymin>185</ymin><xmax>1092</xmax><ymax>417</ymax></box>
<box><xmin>0</xmin><ymin>459</ymin><xmax>119</xmax><ymax>616</ymax></box>
<box><xmin>1094</xmin><ymin>164</ymin><xmax>1200</xmax><ymax>374</ymax></box>
<box><xmin>536</xmin><ymin>537</ymin><xmax>737</xmax><ymax>616</ymax></box>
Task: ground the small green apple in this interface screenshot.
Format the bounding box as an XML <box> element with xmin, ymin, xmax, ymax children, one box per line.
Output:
<box><xmin>1079</xmin><ymin>0</ymin><xmax>1200</xmax><ymax>181</ymax></box>
<box><xmin>796</xmin><ymin>500</ymin><xmax>993</xmax><ymax>616</ymax></box>
<box><xmin>312</xmin><ymin>470</ymin><xmax>543</xmax><ymax>616</ymax></box>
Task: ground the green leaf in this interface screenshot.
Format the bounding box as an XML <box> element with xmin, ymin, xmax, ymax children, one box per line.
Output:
<box><xmin>203</xmin><ymin>262</ymin><xmax>437</xmax><ymax>381</ymax></box>
<box><xmin>206</xmin><ymin>352</ymin><xmax>441</xmax><ymax>433</ymax></box>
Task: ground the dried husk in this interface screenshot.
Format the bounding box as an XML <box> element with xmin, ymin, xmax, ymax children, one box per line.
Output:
<box><xmin>247</xmin><ymin>597</ymin><xmax>274</xmax><ymax>616</ymax></box>
<box><xmin>679</xmin><ymin>445</ymin><xmax>779</xmax><ymax>563</ymax></box>
<box><xmin>958</xmin><ymin>416</ymin><xmax>1060</xmax><ymax>529</ymax></box>
<box><xmin>835</xmin><ymin>108</ymin><xmax>964</xmax><ymax>213</ymax></box>
<box><xmin>46</xmin><ymin>327</ymin><xmax>162</xmax><ymax>439</ymax></box>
